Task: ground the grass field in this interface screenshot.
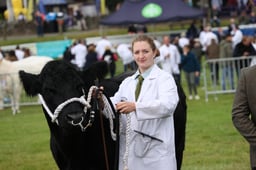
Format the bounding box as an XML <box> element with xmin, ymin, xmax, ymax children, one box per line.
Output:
<box><xmin>0</xmin><ymin>91</ymin><xmax>249</xmax><ymax>170</ymax></box>
<box><xmin>0</xmin><ymin>60</ymin><xmax>250</xmax><ymax>170</ymax></box>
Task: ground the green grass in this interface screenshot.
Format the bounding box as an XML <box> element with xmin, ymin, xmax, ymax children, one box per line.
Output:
<box><xmin>0</xmin><ymin>76</ymin><xmax>250</xmax><ymax>170</ymax></box>
<box><xmin>0</xmin><ymin>105</ymin><xmax>58</xmax><ymax>170</ymax></box>
<box><xmin>182</xmin><ymin>93</ymin><xmax>249</xmax><ymax>170</ymax></box>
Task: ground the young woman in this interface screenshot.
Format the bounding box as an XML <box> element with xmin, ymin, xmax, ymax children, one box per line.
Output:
<box><xmin>109</xmin><ymin>35</ymin><xmax>179</xmax><ymax>170</ymax></box>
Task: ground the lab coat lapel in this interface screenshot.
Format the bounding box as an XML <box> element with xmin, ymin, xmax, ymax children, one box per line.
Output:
<box><xmin>137</xmin><ymin>65</ymin><xmax>159</xmax><ymax>101</ymax></box>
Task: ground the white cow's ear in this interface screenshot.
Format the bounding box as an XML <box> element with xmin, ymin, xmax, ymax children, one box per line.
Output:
<box><xmin>19</xmin><ymin>70</ymin><xmax>41</xmax><ymax>96</ymax></box>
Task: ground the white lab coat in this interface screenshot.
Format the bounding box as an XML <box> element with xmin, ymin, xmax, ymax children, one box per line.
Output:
<box><xmin>110</xmin><ymin>65</ymin><xmax>179</xmax><ymax>170</ymax></box>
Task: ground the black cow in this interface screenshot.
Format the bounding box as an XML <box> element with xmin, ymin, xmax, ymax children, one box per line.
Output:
<box><xmin>19</xmin><ymin>60</ymin><xmax>117</xmax><ymax>170</ymax></box>
<box><xmin>19</xmin><ymin>60</ymin><xmax>187</xmax><ymax>170</ymax></box>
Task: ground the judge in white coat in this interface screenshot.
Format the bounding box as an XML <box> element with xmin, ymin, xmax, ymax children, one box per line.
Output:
<box><xmin>110</xmin><ymin>35</ymin><xmax>179</xmax><ymax>170</ymax></box>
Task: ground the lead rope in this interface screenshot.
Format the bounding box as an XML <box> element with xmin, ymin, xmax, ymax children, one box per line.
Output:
<box><xmin>38</xmin><ymin>86</ymin><xmax>97</xmax><ymax>124</ymax></box>
<box><xmin>102</xmin><ymin>94</ymin><xmax>117</xmax><ymax>140</ymax></box>
<box><xmin>38</xmin><ymin>86</ymin><xmax>118</xmax><ymax>141</ymax></box>
<box><xmin>123</xmin><ymin>113</ymin><xmax>131</xmax><ymax>170</ymax></box>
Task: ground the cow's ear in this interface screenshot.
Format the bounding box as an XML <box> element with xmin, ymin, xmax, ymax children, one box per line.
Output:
<box><xmin>80</xmin><ymin>61</ymin><xmax>109</xmax><ymax>86</ymax></box>
<box><xmin>19</xmin><ymin>71</ymin><xmax>42</xmax><ymax>97</ymax></box>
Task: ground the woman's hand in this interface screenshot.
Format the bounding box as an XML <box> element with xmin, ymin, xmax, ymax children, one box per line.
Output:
<box><xmin>116</xmin><ymin>101</ymin><xmax>136</xmax><ymax>114</ymax></box>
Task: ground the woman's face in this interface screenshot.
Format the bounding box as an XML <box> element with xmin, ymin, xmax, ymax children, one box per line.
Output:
<box><xmin>133</xmin><ymin>41</ymin><xmax>156</xmax><ymax>73</ymax></box>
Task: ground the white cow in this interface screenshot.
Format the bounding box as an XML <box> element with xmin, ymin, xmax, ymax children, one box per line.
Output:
<box><xmin>0</xmin><ymin>56</ymin><xmax>53</xmax><ymax>114</ymax></box>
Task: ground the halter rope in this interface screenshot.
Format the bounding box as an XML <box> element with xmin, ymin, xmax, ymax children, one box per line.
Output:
<box><xmin>123</xmin><ymin>114</ymin><xmax>131</xmax><ymax>170</ymax></box>
<box><xmin>38</xmin><ymin>86</ymin><xmax>96</xmax><ymax>124</ymax></box>
<box><xmin>38</xmin><ymin>86</ymin><xmax>117</xmax><ymax>141</ymax></box>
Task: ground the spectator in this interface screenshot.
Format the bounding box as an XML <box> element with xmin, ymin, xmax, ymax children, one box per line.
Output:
<box><xmin>231</xmin><ymin>25</ymin><xmax>243</xmax><ymax>49</ymax></box>
<box><xmin>186</xmin><ymin>20</ymin><xmax>199</xmax><ymax>39</ymax></box>
<box><xmin>249</xmin><ymin>0</ymin><xmax>256</xmax><ymax>13</ymax></box>
<box><xmin>190</xmin><ymin>38</ymin><xmax>203</xmax><ymax>86</ymax></box>
<box><xmin>34</xmin><ymin>10</ymin><xmax>44</xmax><ymax>37</ymax></box>
<box><xmin>158</xmin><ymin>35</ymin><xmax>181</xmax><ymax>84</ymax></box>
<box><xmin>181</xmin><ymin>45</ymin><xmax>200</xmax><ymax>100</ymax></box>
<box><xmin>227</xmin><ymin>0</ymin><xmax>238</xmax><ymax>16</ymax></box>
<box><xmin>173</xmin><ymin>36</ymin><xmax>183</xmax><ymax>54</ymax></box>
<box><xmin>237</xmin><ymin>0</ymin><xmax>249</xmax><ymax>11</ymax></box>
<box><xmin>56</xmin><ymin>12</ymin><xmax>65</xmax><ymax>34</ymax></box>
<box><xmin>74</xmin><ymin>9</ymin><xmax>87</xmax><ymax>30</ymax></box>
<box><xmin>238</xmin><ymin>10</ymin><xmax>250</xmax><ymax>25</ymax></box>
<box><xmin>116</xmin><ymin>43</ymin><xmax>136</xmax><ymax>72</ymax></box>
<box><xmin>134</xmin><ymin>24</ymin><xmax>147</xmax><ymax>34</ymax></box>
<box><xmin>227</xmin><ymin>18</ymin><xmax>238</xmax><ymax>34</ymax></box>
<box><xmin>95</xmin><ymin>36</ymin><xmax>113</xmax><ymax>60</ymax></box>
<box><xmin>249</xmin><ymin>11</ymin><xmax>256</xmax><ymax>24</ymax></box>
<box><xmin>15</xmin><ymin>45</ymin><xmax>25</xmax><ymax>60</ymax></box>
<box><xmin>210</xmin><ymin>5</ymin><xmax>221</xmax><ymax>27</ymax></box>
<box><xmin>233</xmin><ymin>36</ymin><xmax>256</xmax><ymax>76</ymax></box>
<box><xmin>6</xmin><ymin>50</ymin><xmax>17</xmax><ymax>61</ymax></box>
<box><xmin>219</xmin><ymin>33</ymin><xmax>235</xmax><ymax>90</ymax></box>
<box><xmin>199</xmin><ymin>25</ymin><xmax>218</xmax><ymax>53</ymax></box>
<box><xmin>102</xmin><ymin>47</ymin><xmax>117</xmax><ymax>78</ymax></box>
<box><xmin>127</xmin><ymin>24</ymin><xmax>137</xmax><ymax>34</ymax></box>
<box><xmin>206</xmin><ymin>38</ymin><xmax>220</xmax><ymax>85</ymax></box>
<box><xmin>71</xmin><ymin>39</ymin><xmax>87</xmax><ymax>71</ymax></box>
<box><xmin>178</xmin><ymin>32</ymin><xmax>190</xmax><ymax>49</ymax></box>
<box><xmin>84</xmin><ymin>44</ymin><xmax>98</xmax><ymax>70</ymax></box>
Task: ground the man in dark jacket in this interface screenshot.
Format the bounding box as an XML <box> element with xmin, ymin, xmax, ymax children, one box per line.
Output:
<box><xmin>233</xmin><ymin>36</ymin><xmax>256</xmax><ymax>76</ymax></box>
<box><xmin>232</xmin><ymin>66</ymin><xmax>256</xmax><ymax>170</ymax></box>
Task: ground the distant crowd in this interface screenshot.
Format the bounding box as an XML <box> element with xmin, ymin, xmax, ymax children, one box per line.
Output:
<box><xmin>1</xmin><ymin>15</ymin><xmax>256</xmax><ymax>101</ymax></box>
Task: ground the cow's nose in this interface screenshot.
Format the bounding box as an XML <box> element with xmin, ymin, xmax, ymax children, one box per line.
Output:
<box><xmin>66</xmin><ymin>113</ymin><xmax>84</xmax><ymax>124</ymax></box>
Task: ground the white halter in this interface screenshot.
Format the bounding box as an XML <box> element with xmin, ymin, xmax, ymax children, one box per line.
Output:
<box><xmin>38</xmin><ymin>85</ymin><xmax>117</xmax><ymax>141</ymax></box>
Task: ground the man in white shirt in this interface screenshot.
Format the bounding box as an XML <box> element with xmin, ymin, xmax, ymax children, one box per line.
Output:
<box><xmin>71</xmin><ymin>39</ymin><xmax>87</xmax><ymax>71</ymax></box>
<box><xmin>200</xmin><ymin>26</ymin><xmax>219</xmax><ymax>52</ymax></box>
<box><xmin>231</xmin><ymin>25</ymin><xmax>243</xmax><ymax>49</ymax></box>
<box><xmin>158</xmin><ymin>35</ymin><xmax>181</xmax><ymax>83</ymax></box>
<box><xmin>178</xmin><ymin>32</ymin><xmax>189</xmax><ymax>49</ymax></box>
<box><xmin>116</xmin><ymin>43</ymin><xmax>136</xmax><ymax>72</ymax></box>
<box><xmin>95</xmin><ymin>36</ymin><xmax>113</xmax><ymax>60</ymax></box>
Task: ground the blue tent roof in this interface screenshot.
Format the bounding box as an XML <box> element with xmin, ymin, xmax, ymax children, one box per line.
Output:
<box><xmin>100</xmin><ymin>0</ymin><xmax>205</xmax><ymax>25</ymax></box>
<box><xmin>43</xmin><ymin>0</ymin><xmax>67</xmax><ymax>5</ymax></box>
